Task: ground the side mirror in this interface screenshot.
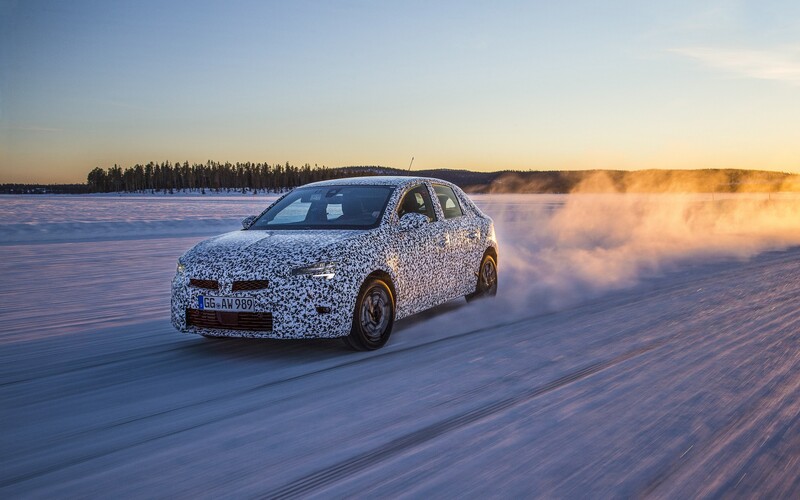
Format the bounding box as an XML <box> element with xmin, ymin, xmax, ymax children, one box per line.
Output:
<box><xmin>398</xmin><ymin>212</ymin><xmax>428</xmax><ymax>231</ymax></box>
<box><xmin>241</xmin><ymin>215</ymin><xmax>257</xmax><ymax>229</ymax></box>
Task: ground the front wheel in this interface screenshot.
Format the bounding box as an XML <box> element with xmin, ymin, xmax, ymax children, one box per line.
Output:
<box><xmin>343</xmin><ymin>277</ymin><xmax>395</xmax><ymax>351</ymax></box>
<box><xmin>466</xmin><ymin>253</ymin><xmax>498</xmax><ymax>302</ymax></box>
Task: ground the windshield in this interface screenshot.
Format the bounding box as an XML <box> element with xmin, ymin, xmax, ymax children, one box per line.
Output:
<box><xmin>248</xmin><ymin>185</ymin><xmax>395</xmax><ymax>230</ymax></box>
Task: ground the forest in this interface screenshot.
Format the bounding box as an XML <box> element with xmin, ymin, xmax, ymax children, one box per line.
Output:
<box><xmin>84</xmin><ymin>161</ymin><xmax>373</xmax><ymax>194</ymax></box>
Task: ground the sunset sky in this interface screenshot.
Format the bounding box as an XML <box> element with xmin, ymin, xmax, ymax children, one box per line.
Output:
<box><xmin>2</xmin><ymin>0</ymin><xmax>799</xmax><ymax>183</ymax></box>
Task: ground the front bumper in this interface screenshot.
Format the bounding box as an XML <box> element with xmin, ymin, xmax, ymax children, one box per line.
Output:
<box><xmin>170</xmin><ymin>273</ymin><xmax>356</xmax><ymax>339</ymax></box>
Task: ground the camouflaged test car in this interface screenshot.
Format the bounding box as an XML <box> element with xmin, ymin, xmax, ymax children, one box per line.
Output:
<box><xmin>171</xmin><ymin>176</ymin><xmax>498</xmax><ymax>350</ymax></box>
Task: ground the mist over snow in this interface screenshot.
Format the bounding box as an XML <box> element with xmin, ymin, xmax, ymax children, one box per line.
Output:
<box><xmin>418</xmin><ymin>187</ymin><xmax>800</xmax><ymax>336</ymax></box>
<box><xmin>498</xmin><ymin>191</ymin><xmax>800</xmax><ymax>309</ymax></box>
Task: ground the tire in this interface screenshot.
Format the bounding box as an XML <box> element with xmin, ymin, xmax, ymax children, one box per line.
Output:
<box><xmin>466</xmin><ymin>253</ymin><xmax>498</xmax><ymax>302</ymax></box>
<box><xmin>344</xmin><ymin>277</ymin><xmax>395</xmax><ymax>350</ymax></box>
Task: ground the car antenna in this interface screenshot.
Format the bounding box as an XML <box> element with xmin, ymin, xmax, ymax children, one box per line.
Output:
<box><xmin>407</xmin><ymin>156</ymin><xmax>414</xmax><ymax>172</ymax></box>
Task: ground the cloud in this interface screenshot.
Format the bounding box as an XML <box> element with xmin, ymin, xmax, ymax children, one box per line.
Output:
<box><xmin>671</xmin><ymin>46</ymin><xmax>800</xmax><ymax>85</ymax></box>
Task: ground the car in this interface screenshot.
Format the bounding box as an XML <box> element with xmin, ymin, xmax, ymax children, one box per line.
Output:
<box><xmin>171</xmin><ymin>176</ymin><xmax>498</xmax><ymax>350</ymax></box>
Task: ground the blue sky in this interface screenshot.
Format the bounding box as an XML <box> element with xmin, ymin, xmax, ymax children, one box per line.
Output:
<box><xmin>2</xmin><ymin>0</ymin><xmax>799</xmax><ymax>182</ymax></box>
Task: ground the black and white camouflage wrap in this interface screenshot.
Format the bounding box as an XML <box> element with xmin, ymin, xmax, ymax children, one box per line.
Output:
<box><xmin>171</xmin><ymin>176</ymin><xmax>498</xmax><ymax>339</ymax></box>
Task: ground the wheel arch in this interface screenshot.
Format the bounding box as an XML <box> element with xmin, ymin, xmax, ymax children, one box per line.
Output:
<box><xmin>364</xmin><ymin>269</ymin><xmax>397</xmax><ymax>305</ymax></box>
<box><xmin>483</xmin><ymin>245</ymin><xmax>498</xmax><ymax>268</ymax></box>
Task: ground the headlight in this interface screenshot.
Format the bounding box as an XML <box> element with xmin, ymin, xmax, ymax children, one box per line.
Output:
<box><xmin>291</xmin><ymin>261</ymin><xmax>336</xmax><ymax>279</ymax></box>
<box><xmin>177</xmin><ymin>259</ymin><xmax>186</xmax><ymax>274</ymax></box>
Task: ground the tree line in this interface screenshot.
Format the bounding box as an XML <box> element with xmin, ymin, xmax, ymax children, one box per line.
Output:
<box><xmin>4</xmin><ymin>164</ymin><xmax>795</xmax><ymax>195</ymax></box>
<box><xmin>85</xmin><ymin>161</ymin><xmax>379</xmax><ymax>194</ymax></box>
<box><xmin>0</xmin><ymin>183</ymin><xmax>89</xmax><ymax>194</ymax></box>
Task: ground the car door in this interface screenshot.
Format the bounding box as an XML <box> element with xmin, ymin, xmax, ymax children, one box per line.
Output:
<box><xmin>432</xmin><ymin>183</ymin><xmax>482</xmax><ymax>297</ymax></box>
<box><xmin>392</xmin><ymin>183</ymin><xmax>447</xmax><ymax>315</ymax></box>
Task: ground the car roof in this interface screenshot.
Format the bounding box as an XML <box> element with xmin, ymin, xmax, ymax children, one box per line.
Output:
<box><xmin>302</xmin><ymin>176</ymin><xmax>452</xmax><ymax>189</ymax></box>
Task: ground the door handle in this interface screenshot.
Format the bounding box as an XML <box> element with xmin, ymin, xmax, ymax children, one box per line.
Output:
<box><xmin>467</xmin><ymin>231</ymin><xmax>479</xmax><ymax>240</ymax></box>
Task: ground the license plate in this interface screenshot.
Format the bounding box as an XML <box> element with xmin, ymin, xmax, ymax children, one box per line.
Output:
<box><xmin>198</xmin><ymin>296</ymin><xmax>255</xmax><ymax>312</ymax></box>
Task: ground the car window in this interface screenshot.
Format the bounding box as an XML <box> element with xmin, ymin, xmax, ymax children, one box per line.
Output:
<box><xmin>269</xmin><ymin>198</ymin><xmax>311</xmax><ymax>224</ymax></box>
<box><xmin>249</xmin><ymin>185</ymin><xmax>394</xmax><ymax>230</ymax></box>
<box><xmin>398</xmin><ymin>185</ymin><xmax>436</xmax><ymax>221</ymax></box>
<box><xmin>433</xmin><ymin>184</ymin><xmax>464</xmax><ymax>219</ymax></box>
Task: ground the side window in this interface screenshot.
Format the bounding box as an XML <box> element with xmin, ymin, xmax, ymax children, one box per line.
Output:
<box><xmin>398</xmin><ymin>185</ymin><xmax>436</xmax><ymax>221</ymax></box>
<box><xmin>433</xmin><ymin>185</ymin><xmax>464</xmax><ymax>219</ymax></box>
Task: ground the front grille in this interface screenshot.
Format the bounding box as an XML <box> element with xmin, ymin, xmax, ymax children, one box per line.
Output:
<box><xmin>232</xmin><ymin>279</ymin><xmax>269</xmax><ymax>291</ymax></box>
<box><xmin>186</xmin><ymin>308</ymin><xmax>273</xmax><ymax>331</ymax></box>
<box><xmin>190</xmin><ymin>278</ymin><xmax>219</xmax><ymax>290</ymax></box>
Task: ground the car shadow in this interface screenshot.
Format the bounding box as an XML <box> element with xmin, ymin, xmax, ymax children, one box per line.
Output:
<box><xmin>394</xmin><ymin>297</ymin><xmax>468</xmax><ymax>331</ymax></box>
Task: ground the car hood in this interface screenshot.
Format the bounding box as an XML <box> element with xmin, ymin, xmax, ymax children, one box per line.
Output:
<box><xmin>181</xmin><ymin>229</ymin><xmax>366</xmax><ymax>278</ymax></box>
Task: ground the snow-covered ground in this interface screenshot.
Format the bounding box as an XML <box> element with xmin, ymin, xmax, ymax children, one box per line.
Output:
<box><xmin>1</xmin><ymin>193</ymin><xmax>800</xmax><ymax>497</ymax></box>
<box><xmin>0</xmin><ymin>194</ymin><xmax>279</xmax><ymax>244</ymax></box>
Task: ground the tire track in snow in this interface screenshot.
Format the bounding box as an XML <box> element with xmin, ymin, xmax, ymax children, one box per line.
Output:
<box><xmin>640</xmin><ymin>369</ymin><xmax>800</xmax><ymax>497</ymax></box>
<box><xmin>637</xmin><ymin>311</ymin><xmax>800</xmax><ymax>496</ymax></box>
<box><xmin>265</xmin><ymin>340</ymin><xmax>667</xmax><ymax>499</ymax></box>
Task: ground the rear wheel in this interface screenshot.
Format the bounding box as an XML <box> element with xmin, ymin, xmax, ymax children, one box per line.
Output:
<box><xmin>344</xmin><ymin>277</ymin><xmax>395</xmax><ymax>350</ymax></box>
<box><xmin>466</xmin><ymin>253</ymin><xmax>498</xmax><ymax>302</ymax></box>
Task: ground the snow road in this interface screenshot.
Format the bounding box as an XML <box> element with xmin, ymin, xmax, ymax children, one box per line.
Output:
<box><xmin>2</xmin><ymin>194</ymin><xmax>800</xmax><ymax>497</ymax></box>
